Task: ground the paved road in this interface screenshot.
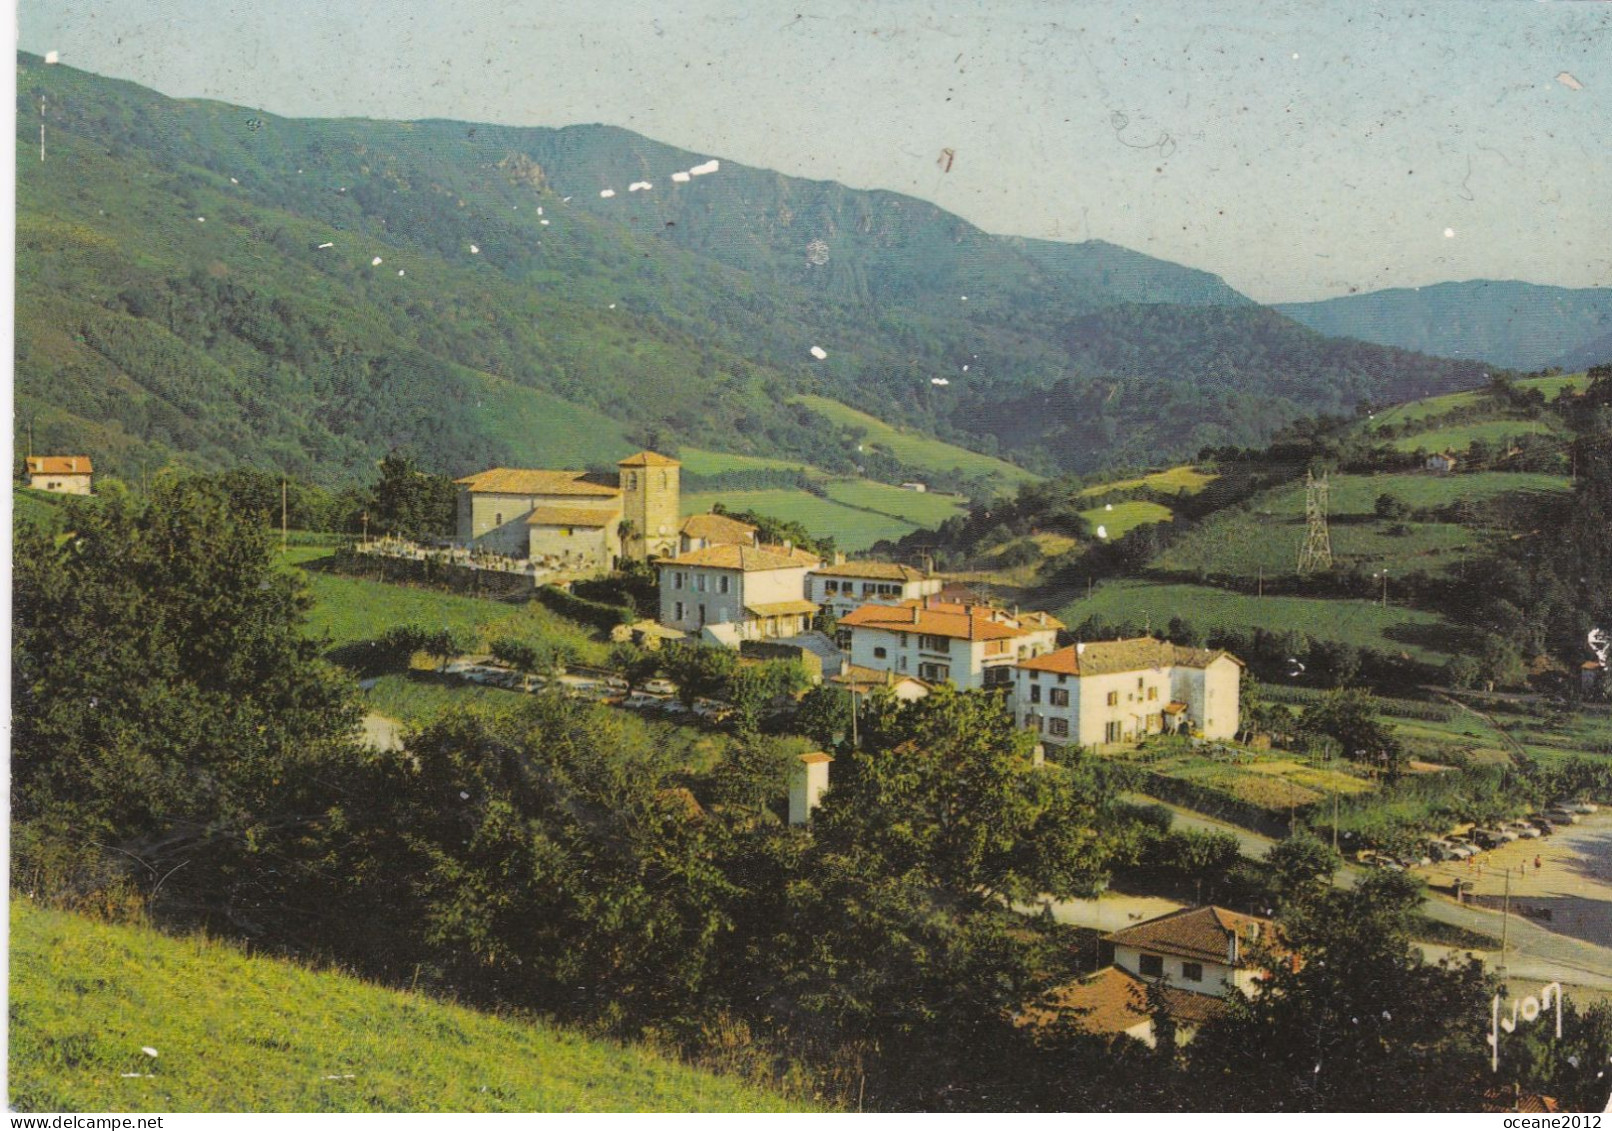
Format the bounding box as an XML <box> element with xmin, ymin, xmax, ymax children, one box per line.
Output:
<box><xmin>1115</xmin><ymin>793</ymin><xmax>1612</xmax><ymax>990</ymax></box>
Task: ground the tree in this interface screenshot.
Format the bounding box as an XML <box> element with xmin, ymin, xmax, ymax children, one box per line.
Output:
<box><xmin>660</xmin><ymin>642</ymin><xmax>738</xmax><ymax>709</ymax></box>
<box><xmin>1373</xmin><ymin>493</ymin><xmax>1409</xmax><ymax>520</ymax></box>
<box><xmin>815</xmin><ymin>686</ymin><xmax>1118</xmax><ymax>904</ymax></box>
<box><xmin>1184</xmin><ymin>870</ymin><xmax>1494</xmax><ymax>1111</ymax></box>
<box><xmin>1301</xmin><ymin>688</ymin><xmax>1403</xmax><ymax>776</ymax></box>
<box><xmin>1265</xmin><ymin>831</ymin><xmax>1341</xmax><ymax>908</ymax></box>
<box><xmin>605</xmin><ymin>642</ymin><xmax>661</xmax><ymax>697</ymax></box>
<box><xmin>12</xmin><ymin>477</ymin><xmax>361</xmax><ymax>917</ymax></box>
<box><xmin>369</xmin><ymin>451</ymin><xmax>456</xmax><ymax>540</ymax></box>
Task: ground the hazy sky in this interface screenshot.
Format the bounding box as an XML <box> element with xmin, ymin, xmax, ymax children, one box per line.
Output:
<box><xmin>14</xmin><ymin>0</ymin><xmax>1611</xmax><ymax>302</ymax></box>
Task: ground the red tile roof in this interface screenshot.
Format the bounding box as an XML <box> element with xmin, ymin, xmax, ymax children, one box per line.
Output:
<box><xmin>811</xmin><ymin>561</ymin><xmax>930</xmax><ymax>582</ymax></box>
<box><xmin>1018</xmin><ymin>637</ymin><xmax>1242</xmax><ymax>677</ymax></box>
<box><xmin>680</xmin><ymin>513</ymin><xmax>758</xmax><ymax>544</ymax></box>
<box><xmin>26</xmin><ymin>456</ymin><xmax>93</xmax><ymax>475</ymax></box>
<box><xmin>1104</xmin><ymin>906</ymin><xmax>1272</xmax><ymax>968</ymax></box>
<box><xmin>1017</xmin><ymin>965</ymin><xmax>1227</xmax><ymax>1036</ymax></box>
<box><xmin>657</xmin><ymin>545</ymin><xmax>819</xmax><ymax>572</ymax></box>
<box><xmin>455</xmin><ymin>468</ymin><xmax>621</xmax><ymax>497</ymax></box>
<box><xmin>618</xmin><ymin>450</ymin><xmax>681</xmax><ymax>467</ymax></box>
<box><xmin>839</xmin><ymin>602</ymin><xmax>1026</xmax><ymax>642</ymax></box>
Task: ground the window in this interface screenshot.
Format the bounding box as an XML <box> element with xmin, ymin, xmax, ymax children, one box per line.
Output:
<box><xmin>824</xmin><ymin>580</ymin><xmax>838</xmax><ymax>594</ymax></box>
<box><xmin>1048</xmin><ymin>717</ymin><xmax>1069</xmax><ymax>738</ymax></box>
<box><xmin>918</xmin><ymin>634</ymin><xmax>950</xmax><ymax>653</ymax></box>
<box><xmin>674</xmin><ymin>572</ymin><xmax>685</xmax><ymax>589</ymax></box>
<box><xmin>627</xmin><ymin>472</ymin><xmax>638</xmax><ymax>490</ymax></box>
<box><xmin>1137</xmin><ymin>677</ymin><xmax>1145</xmax><ymax>691</ymax></box>
<box><xmin>495</xmin><ymin>512</ymin><xmax>503</xmax><ymax>526</ymax></box>
<box><xmin>835</xmin><ymin>628</ymin><xmax>852</xmax><ymax>650</ymax></box>
<box><xmin>675</xmin><ymin>601</ymin><xmax>685</xmax><ymax>620</ymax></box>
<box><xmin>1029</xmin><ymin>684</ymin><xmax>1042</xmax><ymax>704</ymax></box>
<box><xmin>1029</xmin><ymin>671</ymin><xmax>1040</xmax><ymax>681</ymax></box>
<box><xmin>873</xmin><ymin>647</ymin><xmax>888</xmax><ymax>659</ymax></box>
<box><xmin>897</xmin><ymin>655</ymin><xmax>908</xmax><ymax>672</ymax></box>
<box><xmin>698</xmin><ymin>604</ymin><xmax>706</xmax><ymax>625</ymax></box>
<box><xmin>561</xmin><ymin>527</ymin><xmax>573</xmax><ymax>537</ymax></box>
<box><xmin>918</xmin><ymin>662</ymin><xmax>950</xmax><ymax>682</ymax></box>
<box><xmin>719</xmin><ymin>575</ymin><xmax>730</xmax><ymax>594</ymax></box>
<box><xmin>1147</xmin><ymin>686</ymin><xmax>1158</xmax><ymax>701</ymax></box>
<box><xmin>984</xmin><ymin>666</ymin><xmax>1013</xmax><ymax>687</ymax></box>
<box><xmin>863</xmin><ymin>583</ymin><xmax>876</xmax><ymax>596</ymax></box>
<box><xmin>1049</xmin><ymin>688</ymin><xmax>1069</xmax><ymax>707</ymax></box>
<box><xmin>1182</xmin><ymin>962</ymin><xmax>1203</xmax><ymax>983</ymax></box>
<box><xmin>1106</xmin><ymin>691</ymin><xmax>1119</xmax><ymax>707</ymax></box>
<box><xmin>899</xmin><ymin>633</ymin><xmax>909</xmax><ymax>647</ymax></box>
<box><xmin>1105</xmin><ymin>720</ymin><xmax>1122</xmax><ymax>743</ymax></box>
<box><xmin>1138</xmin><ymin>954</ymin><xmax>1164</xmax><ymax>978</ymax></box>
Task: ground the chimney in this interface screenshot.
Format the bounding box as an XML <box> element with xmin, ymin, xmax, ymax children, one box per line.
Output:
<box><xmin>789</xmin><ymin>752</ymin><xmax>834</xmax><ymax>825</ymax></box>
<box><xmin>912</xmin><ymin>605</ymin><xmax>920</xmax><ymax>624</ymax></box>
<box><xmin>1229</xmin><ymin>931</ymin><xmax>1239</xmax><ymax>965</ymax></box>
<box><xmin>834</xmin><ymin>550</ymin><xmax>846</xmax><ymax>566</ymax></box>
<box><xmin>70</xmin><ymin>458</ymin><xmax>77</xmax><ymax>471</ymax></box>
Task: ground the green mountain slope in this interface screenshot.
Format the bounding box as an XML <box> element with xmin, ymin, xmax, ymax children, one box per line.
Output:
<box><xmin>15</xmin><ymin>52</ymin><xmax>1493</xmax><ymax>486</ymax></box>
<box><xmin>8</xmin><ymin>901</ymin><xmax>805</xmax><ymax>1112</ymax></box>
<box><xmin>1276</xmin><ymin>280</ymin><xmax>1612</xmax><ymax>371</ymax></box>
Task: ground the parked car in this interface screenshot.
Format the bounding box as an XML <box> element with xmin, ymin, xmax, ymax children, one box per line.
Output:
<box><xmin>643</xmin><ymin>679</ymin><xmax>678</xmax><ymax>696</ymax></box>
<box><xmin>1426</xmin><ymin>841</ymin><xmax>1453</xmax><ymax>862</ymax></box>
<box><xmin>1567</xmin><ymin>801</ymin><xmax>1599</xmax><ymax>815</ymax></box>
<box><xmin>1529</xmin><ymin>818</ymin><xmax>1556</xmax><ymax>835</ymax></box>
<box><xmin>1511</xmin><ymin>823</ymin><xmax>1542</xmax><ymax>839</ymax></box>
<box><xmin>1545</xmin><ymin>808</ymin><xmax>1580</xmax><ymax>825</ymax></box>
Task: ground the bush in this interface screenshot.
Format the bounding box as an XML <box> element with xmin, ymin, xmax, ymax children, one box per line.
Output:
<box><xmin>536</xmin><ymin>585</ymin><xmax>635</xmax><ymax>631</ymax></box>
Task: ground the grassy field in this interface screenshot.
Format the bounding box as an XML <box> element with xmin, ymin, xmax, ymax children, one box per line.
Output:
<box><xmin>467</xmin><ymin>372</ymin><xmax>636</xmax><ymax>469</ymax></box>
<box><xmin>790</xmin><ymin>395</ymin><xmax>1041</xmax><ymax>486</ymax></box>
<box><xmin>8</xmin><ymin>901</ymin><xmax>805</xmax><ymax>1113</ymax></box>
<box><xmin>1155</xmin><ymin>471</ymin><xmax>1570</xmax><ymax>580</ymax></box>
<box><xmin>299</xmin><ymin>571</ymin><xmax>522</xmax><ymax>651</ymax></box>
<box><xmin>682</xmin><ymin>488</ymin><xmax>917</xmax><ymax>551</ymax></box>
<box><xmin>1387</xmin><ymin>418</ymin><xmax>1559</xmax><ymax>454</ymax></box>
<box><xmin>1078</xmin><ymin>466</ymin><xmax>1217</xmax><ymax>497</ymax></box>
<box><xmin>12</xmin><ymin>486</ymin><xmax>74</xmax><ymax>532</ymax></box>
<box><xmin>821</xmin><ymin>479</ymin><xmax>969</xmax><ymax>527</ymax></box>
<box><xmin>676</xmin><ymin>447</ymin><xmax>816</xmax><ymax>476</ymax></box>
<box><xmin>1081</xmin><ymin>500</ymin><xmax>1174</xmax><ymax>539</ymax></box>
<box><xmin>1061</xmin><ymin>580</ymin><xmax>1465</xmax><ymax>664</ymax></box>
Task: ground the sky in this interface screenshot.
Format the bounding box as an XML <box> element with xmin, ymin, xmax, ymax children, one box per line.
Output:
<box><xmin>12</xmin><ymin>0</ymin><xmax>1612</xmax><ymax>302</ymax></box>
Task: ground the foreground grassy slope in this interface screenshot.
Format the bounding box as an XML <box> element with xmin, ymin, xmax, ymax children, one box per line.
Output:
<box><xmin>8</xmin><ymin>901</ymin><xmax>804</xmax><ymax>1113</ymax></box>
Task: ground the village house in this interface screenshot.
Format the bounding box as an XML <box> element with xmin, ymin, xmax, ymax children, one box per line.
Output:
<box><xmin>25</xmin><ymin>455</ymin><xmax>93</xmax><ymax>495</ymax></box>
<box><xmin>1011</xmin><ymin>637</ymin><xmax>1242</xmax><ymax>748</ymax></box>
<box><xmin>836</xmin><ymin>598</ymin><xmax>1061</xmax><ymax>691</ymax></box>
<box><xmin>454</xmin><ymin>451</ymin><xmax>679</xmax><ymax>568</ymax></box>
<box><xmin>829</xmin><ymin>664</ymin><xmax>933</xmax><ymax>702</ymax></box>
<box><xmin>1019</xmin><ymin>906</ymin><xmax>1275</xmax><ymax>1048</ymax></box>
<box><xmin>656</xmin><ymin>542</ymin><xmax>821</xmax><ymax>646</ymax></box>
<box><xmin>679</xmin><ymin>511</ymin><xmax>759</xmax><ymax>553</ymax></box>
<box><xmin>1426</xmin><ymin>451</ymin><xmax>1460</xmax><ymax>473</ymax></box>
<box><xmin>805</xmin><ymin>560</ymin><xmax>943</xmax><ymax>620</ymax></box>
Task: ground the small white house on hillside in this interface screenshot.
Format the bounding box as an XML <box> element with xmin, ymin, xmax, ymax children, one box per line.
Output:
<box><xmin>1012</xmin><ymin>637</ymin><xmax>1242</xmax><ymax>748</ymax></box>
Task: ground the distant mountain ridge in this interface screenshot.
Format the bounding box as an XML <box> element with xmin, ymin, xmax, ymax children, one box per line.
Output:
<box><xmin>15</xmin><ymin>51</ymin><xmax>1490</xmax><ymax>485</ymax></box>
<box><xmin>1276</xmin><ymin>280</ymin><xmax>1612</xmax><ymax>372</ymax></box>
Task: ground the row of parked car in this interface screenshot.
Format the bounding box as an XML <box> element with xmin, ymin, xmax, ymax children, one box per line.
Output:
<box><xmin>442</xmin><ymin>662</ymin><xmax>738</xmax><ymax>720</ymax></box>
<box><xmin>1359</xmin><ymin>801</ymin><xmax>1601</xmax><ymax>872</ymax></box>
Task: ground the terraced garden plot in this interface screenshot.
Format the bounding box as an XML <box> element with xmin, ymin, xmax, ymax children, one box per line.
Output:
<box><xmin>1061</xmin><ymin>580</ymin><xmax>1465</xmax><ymax>664</ymax></box>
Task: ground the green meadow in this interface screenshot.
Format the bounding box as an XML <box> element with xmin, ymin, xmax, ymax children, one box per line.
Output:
<box><xmin>791</xmin><ymin>394</ymin><xmax>1041</xmax><ymax>486</ymax></box>
<box><xmin>8</xmin><ymin>901</ymin><xmax>806</xmax><ymax>1113</ymax></box>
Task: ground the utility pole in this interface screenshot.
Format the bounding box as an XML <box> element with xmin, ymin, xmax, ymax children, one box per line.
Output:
<box><xmin>39</xmin><ymin>95</ymin><xmax>45</xmax><ymax>162</ymax></box>
<box><xmin>1257</xmin><ymin>564</ymin><xmax>1263</xmax><ymax>599</ymax></box>
<box><xmin>1499</xmin><ymin>865</ymin><xmax>1512</xmax><ymax>979</ymax></box>
<box><xmin>281</xmin><ymin>478</ymin><xmax>288</xmax><ymax>556</ymax></box>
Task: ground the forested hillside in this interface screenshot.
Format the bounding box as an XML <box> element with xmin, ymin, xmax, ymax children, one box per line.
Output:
<box><xmin>16</xmin><ymin>52</ymin><xmax>1489</xmax><ymax>487</ymax></box>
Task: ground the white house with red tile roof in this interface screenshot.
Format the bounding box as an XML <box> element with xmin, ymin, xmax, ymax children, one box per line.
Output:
<box><xmin>1012</xmin><ymin>637</ymin><xmax>1242</xmax><ymax>748</ymax></box>
<box><xmin>656</xmin><ymin>542</ymin><xmax>821</xmax><ymax>646</ymax></box>
<box><xmin>837</xmin><ymin>598</ymin><xmax>1060</xmax><ymax>691</ymax></box>
<box><xmin>25</xmin><ymin>456</ymin><xmax>93</xmax><ymax>496</ymax></box>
